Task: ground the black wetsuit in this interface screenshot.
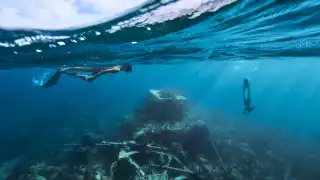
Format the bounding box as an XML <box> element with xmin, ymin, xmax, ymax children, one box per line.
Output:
<box><xmin>243</xmin><ymin>78</ymin><xmax>255</xmax><ymax>114</ymax></box>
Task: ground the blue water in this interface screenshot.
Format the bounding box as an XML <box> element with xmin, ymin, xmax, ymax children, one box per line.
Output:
<box><xmin>1</xmin><ymin>0</ymin><xmax>320</xmax><ymax>179</ymax></box>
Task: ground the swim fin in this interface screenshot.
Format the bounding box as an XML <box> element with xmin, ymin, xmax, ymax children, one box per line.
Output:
<box><xmin>40</xmin><ymin>70</ymin><xmax>62</xmax><ymax>88</ymax></box>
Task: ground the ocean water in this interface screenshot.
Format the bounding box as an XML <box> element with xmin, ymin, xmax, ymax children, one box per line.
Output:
<box><xmin>1</xmin><ymin>0</ymin><xmax>320</xmax><ymax>179</ymax></box>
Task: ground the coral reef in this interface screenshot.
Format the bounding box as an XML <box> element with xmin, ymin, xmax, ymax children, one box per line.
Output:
<box><xmin>5</xmin><ymin>90</ymin><xmax>320</xmax><ymax>180</ymax></box>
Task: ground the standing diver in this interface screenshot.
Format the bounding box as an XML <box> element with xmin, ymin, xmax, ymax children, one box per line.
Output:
<box><xmin>242</xmin><ymin>78</ymin><xmax>255</xmax><ymax>114</ymax></box>
<box><xmin>34</xmin><ymin>64</ymin><xmax>133</xmax><ymax>88</ymax></box>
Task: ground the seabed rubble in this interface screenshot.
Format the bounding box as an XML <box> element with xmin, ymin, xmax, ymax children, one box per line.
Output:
<box><xmin>4</xmin><ymin>90</ymin><xmax>311</xmax><ymax>180</ymax></box>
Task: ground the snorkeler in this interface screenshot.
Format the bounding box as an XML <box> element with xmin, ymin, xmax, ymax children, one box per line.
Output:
<box><xmin>60</xmin><ymin>64</ymin><xmax>133</xmax><ymax>82</ymax></box>
<box><xmin>35</xmin><ymin>64</ymin><xmax>133</xmax><ymax>88</ymax></box>
<box><xmin>242</xmin><ymin>78</ymin><xmax>255</xmax><ymax>114</ymax></box>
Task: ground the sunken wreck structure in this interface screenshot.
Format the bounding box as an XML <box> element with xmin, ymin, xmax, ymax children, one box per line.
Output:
<box><xmin>4</xmin><ymin>90</ymin><xmax>320</xmax><ymax>180</ymax></box>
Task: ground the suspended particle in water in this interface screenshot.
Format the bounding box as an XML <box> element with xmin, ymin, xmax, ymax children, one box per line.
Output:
<box><xmin>146</xmin><ymin>27</ymin><xmax>151</xmax><ymax>31</ymax></box>
<box><xmin>57</xmin><ymin>41</ymin><xmax>66</xmax><ymax>46</ymax></box>
<box><xmin>95</xmin><ymin>31</ymin><xmax>101</xmax><ymax>36</ymax></box>
<box><xmin>36</xmin><ymin>49</ymin><xmax>42</xmax><ymax>52</ymax></box>
<box><xmin>131</xmin><ymin>41</ymin><xmax>137</xmax><ymax>44</ymax></box>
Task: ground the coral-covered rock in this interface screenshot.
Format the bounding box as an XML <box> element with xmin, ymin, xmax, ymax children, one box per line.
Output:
<box><xmin>134</xmin><ymin>90</ymin><xmax>189</xmax><ymax>123</ymax></box>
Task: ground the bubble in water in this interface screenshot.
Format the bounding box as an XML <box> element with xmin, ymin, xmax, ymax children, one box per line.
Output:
<box><xmin>32</xmin><ymin>76</ymin><xmax>42</xmax><ymax>86</ymax></box>
<box><xmin>32</xmin><ymin>72</ymin><xmax>48</xmax><ymax>86</ymax></box>
<box><xmin>57</xmin><ymin>41</ymin><xmax>66</xmax><ymax>46</ymax></box>
<box><xmin>32</xmin><ymin>72</ymin><xmax>54</xmax><ymax>87</ymax></box>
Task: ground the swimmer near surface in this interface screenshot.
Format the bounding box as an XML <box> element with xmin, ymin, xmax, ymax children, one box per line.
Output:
<box><xmin>33</xmin><ymin>64</ymin><xmax>133</xmax><ymax>88</ymax></box>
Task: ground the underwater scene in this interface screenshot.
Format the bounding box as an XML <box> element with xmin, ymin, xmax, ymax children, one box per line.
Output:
<box><xmin>1</xmin><ymin>0</ymin><xmax>320</xmax><ymax>179</ymax></box>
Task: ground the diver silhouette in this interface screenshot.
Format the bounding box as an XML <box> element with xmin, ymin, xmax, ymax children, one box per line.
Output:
<box><xmin>242</xmin><ymin>78</ymin><xmax>255</xmax><ymax>114</ymax></box>
<box><xmin>60</xmin><ymin>64</ymin><xmax>133</xmax><ymax>82</ymax></box>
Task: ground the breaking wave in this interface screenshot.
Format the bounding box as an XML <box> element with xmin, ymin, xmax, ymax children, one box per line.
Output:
<box><xmin>0</xmin><ymin>0</ymin><xmax>320</xmax><ymax>69</ymax></box>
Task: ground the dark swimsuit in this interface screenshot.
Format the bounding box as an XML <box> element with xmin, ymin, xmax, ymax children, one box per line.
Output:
<box><xmin>41</xmin><ymin>71</ymin><xmax>61</xmax><ymax>88</ymax></box>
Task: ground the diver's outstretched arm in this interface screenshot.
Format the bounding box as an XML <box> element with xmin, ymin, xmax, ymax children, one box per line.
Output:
<box><xmin>242</xmin><ymin>92</ymin><xmax>246</xmax><ymax>102</ymax></box>
<box><xmin>243</xmin><ymin>81</ymin><xmax>252</xmax><ymax>102</ymax></box>
<box><xmin>60</xmin><ymin>67</ymin><xmax>102</xmax><ymax>73</ymax></box>
<box><xmin>62</xmin><ymin>68</ymin><xmax>119</xmax><ymax>82</ymax></box>
<box><xmin>82</xmin><ymin>68</ymin><xmax>120</xmax><ymax>81</ymax></box>
<box><xmin>243</xmin><ymin>82</ymin><xmax>248</xmax><ymax>99</ymax></box>
<box><xmin>63</xmin><ymin>72</ymin><xmax>93</xmax><ymax>82</ymax></box>
<box><xmin>247</xmin><ymin>85</ymin><xmax>251</xmax><ymax>98</ymax></box>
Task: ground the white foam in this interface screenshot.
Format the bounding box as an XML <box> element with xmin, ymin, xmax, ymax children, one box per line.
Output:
<box><xmin>0</xmin><ymin>42</ymin><xmax>10</xmax><ymax>47</ymax></box>
<box><xmin>13</xmin><ymin>35</ymin><xmax>70</xmax><ymax>46</ymax></box>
